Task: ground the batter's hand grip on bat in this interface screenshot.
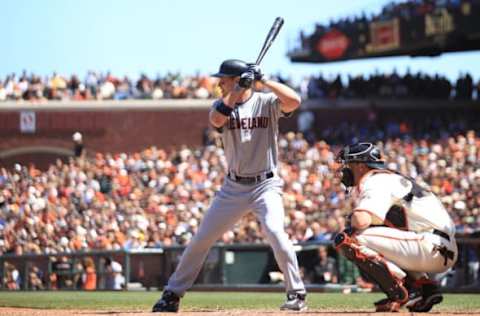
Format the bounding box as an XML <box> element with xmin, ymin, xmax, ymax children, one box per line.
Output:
<box><xmin>255</xmin><ymin>17</ymin><xmax>284</xmax><ymax>65</ymax></box>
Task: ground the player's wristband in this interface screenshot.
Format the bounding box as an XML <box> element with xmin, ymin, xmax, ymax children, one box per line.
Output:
<box><xmin>215</xmin><ymin>101</ymin><xmax>233</xmax><ymax>117</ymax></box>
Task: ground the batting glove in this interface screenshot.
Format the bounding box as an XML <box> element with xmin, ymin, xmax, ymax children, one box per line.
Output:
<box><xmin>239</xmin><ymin>71</ymin><xmax>254</xmax><ymax>88</ymax></box>
<box><xmin>247</xmin><ymin>64</ymin><xmax>264</xmax><ymax>81</ymax></box>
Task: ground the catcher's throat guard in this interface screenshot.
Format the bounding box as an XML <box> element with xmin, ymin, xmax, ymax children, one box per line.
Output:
<box><xmin>334</xmin><ymin>232</ymin><xmax>408</xmax><ymax>303</ymax></box>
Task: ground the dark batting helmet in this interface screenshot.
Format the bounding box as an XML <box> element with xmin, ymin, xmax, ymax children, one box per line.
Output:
<box><xmin>212</xmin><ymin>59</ymin><xmax>248</xmax><ymax>77</ymax></box>
<box><xmin>336</xmin><ymin>142</ymin><xmax>385</xmax><ymax>169</ymax></box>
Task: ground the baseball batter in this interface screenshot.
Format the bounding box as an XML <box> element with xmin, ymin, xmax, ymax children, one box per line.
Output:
<box><xmin>334</xmin><ymin>142</ymin><xmax>458</xmax><ymax>312</ymax></box>
<box><xmin>152</xmin><ymin>59</ymin><xmax>306</xmax><ymax>312</ymax></box>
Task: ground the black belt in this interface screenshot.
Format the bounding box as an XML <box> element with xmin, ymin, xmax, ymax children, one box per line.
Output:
<box><xmin>227</xmin><ymin>171</ymin><xmax>274</xmax><ymax>185</ymax></box>
<box><xmin>433</xmin><ymin>229</ymin><xmax>450</xmax><ymax>242</ymax></box>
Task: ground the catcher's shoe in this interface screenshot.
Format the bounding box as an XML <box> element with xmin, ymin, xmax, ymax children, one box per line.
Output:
<box><xmin>280</xmin><ymin>292</ymin><xmax>307</xmax><ymax>311</ymax></box>
<box><xmin>152</xmin><ymin>290</ymin><xmax>180</xmax><ymax>313</ymax></box>
<box><xmin>405</xmin><ymin>288</ymin><xmax>423</xmax><ymax>309</ymax></box>
<box><xmin>374</xmin><ymin>298</ymin><xmax>404</xmax><ymax>312</ymax></box>
<box><xmin>374</xmin><ymin>283</ymin><xmax>408</xmax><ymax>312</ymax></box>
<box><xmin>407</xmin><ymin>281</ymin><xmax>443</xmax><ymax>312</ymax></box>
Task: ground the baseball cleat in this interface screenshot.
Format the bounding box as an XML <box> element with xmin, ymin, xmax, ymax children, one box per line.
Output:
<box><xmin>374</xmin><ymin>298</ymin><xmax>406</xmax><ymax>312</ymax></box>
<box><xmin>152</xmin><ymin>290</ymin><xmax>180</xmax><ymax>313</ymax></box>
<box><xmin>407</xmin><ymin>293</ymin><xmax>443</xmax><ymax>312</ymax></box>
<box><xmin>406</xmin><ymin>281</ymin><xmax>443</xmax><ymax>312</ymax></box>
<box><xmin>280</xmin><ymin>293</ymin><xmax>307</xmax><ymax>311</ymax></box>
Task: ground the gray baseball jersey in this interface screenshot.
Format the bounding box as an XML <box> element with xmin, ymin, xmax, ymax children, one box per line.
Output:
<box><xmin>216</xmin><ymin>92</ymin><xmax>288</xmax><ymax>176</ymax></box>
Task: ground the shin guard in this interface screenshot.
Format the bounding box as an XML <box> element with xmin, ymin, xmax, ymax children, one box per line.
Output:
<box><xmin>334</xmin><ymin>232</ymin><xmax>408</xmax><ymax>303</ymax></box>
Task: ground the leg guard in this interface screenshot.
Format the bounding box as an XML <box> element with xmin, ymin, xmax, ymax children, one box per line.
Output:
<box><xmin>334</xmin><ymin>232</ymin><xmax>408</xmax><ymax>304</ymax></box>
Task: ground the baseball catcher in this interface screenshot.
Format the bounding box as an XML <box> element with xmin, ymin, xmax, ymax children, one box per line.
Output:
<box><xmin>334</xmin><ymin>142</ymin><xmax>457</xmax><ymax>312</ymax></box>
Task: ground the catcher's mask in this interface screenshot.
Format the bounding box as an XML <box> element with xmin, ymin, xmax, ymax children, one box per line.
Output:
<box><xmin>336</xmin><ymin>142</ymin><xmax>385</xmax><ymax>187</ymax></box>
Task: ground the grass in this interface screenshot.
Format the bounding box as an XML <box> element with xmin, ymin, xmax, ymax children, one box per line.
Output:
<box><xmin>0</xmin><ymin>291</ymin><xmax>478</xmax><ymax>311</ymax></box>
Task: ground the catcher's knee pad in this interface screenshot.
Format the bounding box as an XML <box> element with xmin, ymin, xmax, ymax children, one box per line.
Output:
<box><xmin>334</xmin><ymin>232</ymin><xmax>358</xmax><ymax>261</ymax></box>
<box><xmin>334</xmin><ymin>232</ymin><xmax>408</xmax><ymax>303</ymax></box>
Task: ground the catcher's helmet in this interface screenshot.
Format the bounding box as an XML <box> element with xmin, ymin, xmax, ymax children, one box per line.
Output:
<box><xmin>212</xmin><ymin>59</ymin><xmax>248</xmax><ymax>77</ymax></box>
<box><xmin>336</xmin><ymin>142</ymin><xmax>385</xmax><ymax>169</ymax></box>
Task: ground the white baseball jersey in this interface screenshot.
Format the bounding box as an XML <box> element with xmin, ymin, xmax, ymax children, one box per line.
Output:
<box><xmin>354</xmin><ymin>169</ymin><xmax>455</xmax><ymax>236</ymax></box>
<box><xmin>352</xmin><ymin>169</ymin><xmax>457</xmax><ymax>276</ymax></box>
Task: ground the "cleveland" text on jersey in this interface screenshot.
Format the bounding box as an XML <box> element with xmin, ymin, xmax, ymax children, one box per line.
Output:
<box><xmin>227</xmin><ymin>117</ymin><xmax>269</xmax><ymax>130</ymax></box>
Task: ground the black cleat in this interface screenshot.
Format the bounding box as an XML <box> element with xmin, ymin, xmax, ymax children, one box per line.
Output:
<box><xmin>152</xmin><ymin>290</ymin><xmax>180</xmax><ymax>313</ymax></box>
<box><xmin>407</xmin><ymin>281</ymin><xmax>443</xmax><ymax>312</ymax></box>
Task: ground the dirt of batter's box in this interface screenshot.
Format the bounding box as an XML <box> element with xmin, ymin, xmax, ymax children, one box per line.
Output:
<box><xmin>1</xmin><ymin>308</ymin><xmax>480</xmax><ymax>316</ymax></box>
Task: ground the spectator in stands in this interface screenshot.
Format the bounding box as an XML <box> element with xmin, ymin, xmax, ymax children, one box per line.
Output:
<box><xmin>72</xmin><ymin>131</ymin><xmax>85</xmax><ymax>158</ymax></box>
<box><xmin>114</xmin><ymin>76</ymin><xmax>134</xmax><ymax>100</ymax></box>
<box><xmin>136</xmin><ymin>74</ymin><xmax>153</xmax><ymax>99</ymax></box>
<box><xmin>28</xmin><ymin>265</ymin><xmax>44</xmax><ymax>290</ymax></box>
<box><xmin>0</xmin><ymin>83</ymin><xmax>6</xmax><ymax>101</ymax></box>
<box><xmin>104</xmin><ymin>257</ymin><xmax>125</xmax><ymax>290</ymax></box>
<box><xmin>455</xmin><ymin>73</ymin><xmax>474</xmax><ymax>100</ymax></box>
<box><xmin>476</xmin><ymin>79</ymin><xmax>480</xmax><ymax>100</ymax></box>
<box><xmin>85</xmin><ymin>71</ymin><xmax>99</xmax><ymax>98</ymax></box>
<box><xmin>73</xmin><ymin>259</ymin><xmax>85</xmax><ymax>289</ymax></box>
<box><xmin>51</xmin><ymin>256</ymin><xmax>73</xmax><ymax>289</ymax></box>
<box><xmin>82</xmin><ymin>257</ymin><xmax>97</xmax><ymax>290</ymax></box>
<box><xmin>305</xmin><ymin>245</ymin><xmax>338</xmax><ymax>284</ymax></box>
<box><xmin>297</xmin><ymin>110</ymin><xmax>316</xmax><ymax>145</ymax></box>
<box><xmin>4</xmin><ymin>262</ymin><xmax>21</xmax><ymax>290</ymax></box>
<box><xmin>306</xmin><ymin>222</ymin><xmax>332</xmax><ymax>243</ymax></box>
<box><xmin>49</xmin><ymin>72</ymin><xmax>68</xmax><ymax>100</ymax></box>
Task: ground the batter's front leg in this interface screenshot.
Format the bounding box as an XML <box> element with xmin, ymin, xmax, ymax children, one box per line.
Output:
<box><xmin>253</xmin><ymin>189</ymin><xmax>306</xmax><ymax>295</ymax></box>
<box><xmin>166</xmin><ymin>195</ymin><xmax>247</xmax><ymax>296</ymax></box>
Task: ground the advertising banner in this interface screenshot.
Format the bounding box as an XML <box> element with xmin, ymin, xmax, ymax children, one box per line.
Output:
<box><xmin>367</xmin><ymin>18</ymin><xmax>400</xmax><ymax>53</ymax></box>
<box><xmin>316</xmin><ymin>29</ymin><xmax>350</xmax><ymax>60</ymax></box>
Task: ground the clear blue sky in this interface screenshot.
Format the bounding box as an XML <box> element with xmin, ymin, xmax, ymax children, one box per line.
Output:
<box><xmin>2</xmin><ymin>0</ymin><xmax>480</xmax><ymax>84</ymax></box>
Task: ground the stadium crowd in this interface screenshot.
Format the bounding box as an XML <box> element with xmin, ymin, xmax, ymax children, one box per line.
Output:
<box><xmin>303</xmin><ymin>72</ymin><xmax>478</xmax><ymax>100</ymax></box>
<box><xmin>1</xmin><ymin>70</ymin><xmax>479</xmax><ymax>102</ymax></box>
<box><xmin>1</xmin><ymin>127</ymin><xmax>479</xmax><ymax>259</ymax></box>
<box><xmin>0</xmin><ymin>71</ymin><xmax>219</xmax><ymax>102</ymax></box>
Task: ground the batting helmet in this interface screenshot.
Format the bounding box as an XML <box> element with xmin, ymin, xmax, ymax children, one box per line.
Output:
<box><xmin>212</xmin><ymin>59</ymin><xmax>248</xmax><ymax>77</ymax></box>
<box><xmin>336</xmin><ymin>142</ymin><xmax>385</xmax><ymax>169</ymax></box>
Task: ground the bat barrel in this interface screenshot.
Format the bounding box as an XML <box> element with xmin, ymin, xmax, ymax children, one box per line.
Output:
<box><xmin>255</xmin><ymin>17</ymin><xmax>284</xmax><ymax>65</ymax></box>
